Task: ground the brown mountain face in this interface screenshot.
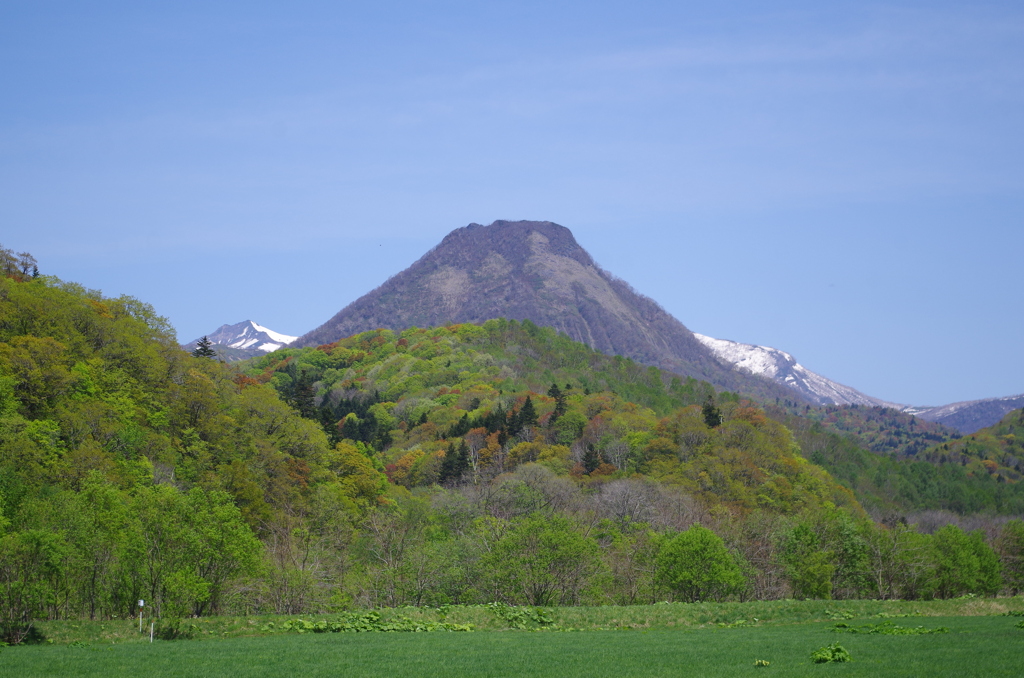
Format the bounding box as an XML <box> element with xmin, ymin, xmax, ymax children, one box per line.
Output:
<box><xmin>298</xmin><ymin>220</ymin><xmax>797</xmax><ymax>400</ymax></box>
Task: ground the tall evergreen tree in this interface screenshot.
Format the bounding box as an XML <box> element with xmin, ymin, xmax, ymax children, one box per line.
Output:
<box><xmin>292</xmin><ymin>372</ymin><xmax>317</xmax><ymax>419</ymax></box>
<box><xmin>583</xmin><ymin>443</ymin><xmax>601</xmax><ymax>473</ymax></box>
<box><xmin>456</xmin><ymin>440</ymin><xmax>470</xmax><ymax>478</ymax></box>
<box><xmin>191</xmin><ymin>336</ymin><xmax>217</xmax><ymax>359</ymax></box>
<box><xmin>702</xmin><ymin>397</ymin><xmax>723</xmax><ymax>428</ymax></box>
<box><xmin>439</xmin><ymin>441</ymin><xmax>470</xmax><ymax>485</ymax></box>
<box><xmin>548</xmin><ymin>384</ymin><xmax>567</xmax><ymax>424</ymax></box>
<box><xmin>439</xmin><ymin>443</ymin><xmax>458</xmax><ymax>484</ymax></box>
<box><xmin>519</xmin><ymin>396</ymin><xmax>538</xmax><ymax>430</ymax></box>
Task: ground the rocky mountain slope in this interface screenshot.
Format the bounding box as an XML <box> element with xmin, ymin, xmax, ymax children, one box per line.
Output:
<box><xmin>296</xmin><ymin>220</ymin><xmax>795</xmax><ymax>401</ymax></box>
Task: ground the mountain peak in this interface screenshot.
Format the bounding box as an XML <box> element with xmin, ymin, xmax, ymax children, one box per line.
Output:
<box><xmin>296</xmin><ymin>220</ymin><xmax>793</xmax><ymax>399</ymax></box>
<box><xmin>417</xmin><ymin>220</ymin><xmax>594</xmax><ymax>272</ymax></box>
<box><xmin>182</xmin><ymin>320</ymin><xmax>297</xmax><ymax>361</ymax></box>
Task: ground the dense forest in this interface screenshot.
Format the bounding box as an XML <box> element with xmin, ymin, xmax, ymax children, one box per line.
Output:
<box><xmin>791</xmin><ymin>404</ymin><xmax>959</xmax><ymax>457</ymax></box>
<box><xmin>1</xmin><ymin>250</ymin><xmax>1023</xmax><ymax>645</ymax></box>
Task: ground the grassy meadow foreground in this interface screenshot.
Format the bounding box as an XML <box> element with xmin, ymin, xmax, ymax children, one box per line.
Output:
<box><xmin>3</xmin><ymin>599</ymin><xmax>1023</xmax><ymax>677</ymax></box>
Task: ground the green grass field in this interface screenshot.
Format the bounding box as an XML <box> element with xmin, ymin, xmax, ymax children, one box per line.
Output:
<box><xmin>3</xmin><ymin>600</ymin><xmax>1023</xmax><ymax>677</ymax></box>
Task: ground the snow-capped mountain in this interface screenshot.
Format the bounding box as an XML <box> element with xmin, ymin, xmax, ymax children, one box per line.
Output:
<box><xmin>694</xmin><ymin>333</ymin><xmax>904</xmax><ymax>409</ymax></box>
<box><xmin>694</xmin><ymin>333</ymin><xmax>1022</xmax><ymax>433</ymax></box>
<box><xmin>182</xmin><ymin>320</ymin><xmax>297</xmax><ymax>361</ymax></box>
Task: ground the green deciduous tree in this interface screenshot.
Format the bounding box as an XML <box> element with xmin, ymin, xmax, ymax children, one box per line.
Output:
<box><xmin>781</xmin><ymin>523</ymin><xmax>834</xmax><ymax>599</ymax></box>
<box><xmin>0</xmin><ymin>529</ymin><xmax>70</xmax><ymax>643</ymax></box>
<box><xmin>484</xmin><ymin>513</ymin><xmax>604</xmax><ymax>606</ymax></box>
<box><xmin>930</xmin><ymin>524</ymin><xmax>1002</xmax><ymax>598</ymax></box>
<box><xmin>655</xmin><ymin>524</ymin><xmax>745</xmax><ymax>603</ymax></box>
<box><xmin>996</xmin><ymin>519</ymin><xmax>1024</xmax><ymax>594</ymax></box>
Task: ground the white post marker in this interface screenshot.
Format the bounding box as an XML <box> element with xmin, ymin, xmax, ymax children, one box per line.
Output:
<box><xmin>139</xmin><ymin>600</ymin><xmax>144</xmax><ymax>633</ymax></box>
<box><xmin>150</xmin><ymin>622</ymin><xmax>154</xmax><ymax>643</ymax></box>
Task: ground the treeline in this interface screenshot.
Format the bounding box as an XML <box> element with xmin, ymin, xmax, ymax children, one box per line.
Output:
<box><xmin>3</xmin><ymin>263</ymin><xmax>1024</xmax><ymax>646</ymax></box>
<box><xmin>794</xmin><ymin>404</ymin><xmax>959</xmax><ymax>458</ymax></box>
<box><xmin>4</xmin><ymin>464</ymin><xmax>1023</xmax><ymax>644</ymax></box>
<box><xmin>247</xmin><ymin>322</ymin><xmax>858</xmax><ymax>514</ymax></box>
<box><xmin>772</xmin><ymin>406</ymin><xmax>1024</xmax><ymax>516</ymax></box>
<box><xmin>0</xmin><ymin>270</ymin><xmax>379</xmax><ymax>641</ymax></box>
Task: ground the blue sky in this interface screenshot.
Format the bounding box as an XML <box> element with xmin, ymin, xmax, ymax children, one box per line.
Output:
<box><xmin>2</xmin><ymin>1</ymin><xmax>1022</xmax><ymax>406</ymax></box>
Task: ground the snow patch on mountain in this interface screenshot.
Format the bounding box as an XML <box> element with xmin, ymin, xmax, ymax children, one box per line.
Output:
<box><xmin>694</xmin><ymin>333</ymin><xmax>904</xmax><ymax>409</ymax></box>
<box><xmin>250</xmin><ymin>322</ymin><xmax>298</xmax><ymax>347</ymax></box>
<box><xmin>218</xmin><ymin>321</ymin><xmax>297</xmax><ymax>352</ymax></box>
<box><xmin>182</xmin><ymin>320</ymin><xmax>298</xmax><ymax>360</ymax></box>
<box><xmin>695</xmin><ymin>333</ymin><xmax>1022</xmax><ymax>433</ymax></box>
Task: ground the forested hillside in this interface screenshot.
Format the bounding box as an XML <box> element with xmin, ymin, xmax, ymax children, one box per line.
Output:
<box><xmin>794</xmin><ymin>404</ymin><xmax>959</xmax><ymax>457</ymax></box>
<box><xmin>769</xmin><ymin>407</ymin><xmax>1024</xmax><ymax>516</ymax></box>
<box><xmin>923</xmin><ymin>409</ymin><xmax>1024</xmax><ymax>484</ymax></box>
<box><xmin>248</xmin><ymin>320</ymin><xmax>859</xmax><ymax>514</ymax></box>
<box><xmin>2</xmin><ymin>261</ymin><xmax>1023</xmax><ymax>645</ymax></box>
<box><xmin>0</xmin><ymin>270</ymin><xmax>378</xmax><ymax>639</ymax></box>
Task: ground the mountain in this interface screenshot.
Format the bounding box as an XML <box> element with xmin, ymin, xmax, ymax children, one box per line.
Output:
<box><xmin>909</xmin><ymin>395</ymin><xmax>1024</xmax><ymax>434</ymax></box>
<box><xmin>693</xmin><ymin>333</ymin><xmax>1022</xmax><ymax>434</ymax></box>
<box><xmin>693</xmin><ymin>333</ymin><xmax>903</xmax><ymax>409</ymax></box>
<box><xmin>297</xmin><ymin>220</ymin><xmax>795</xmax><ymax>401</ymax></box>
<box><xmin>183</xmin><ymin>320</ymin><xmax>297</xmax><ymax>361</ymax></box>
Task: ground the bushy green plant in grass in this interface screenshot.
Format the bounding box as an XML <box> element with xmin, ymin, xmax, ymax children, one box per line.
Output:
<box><xmin>154</xmin><ymin>618</ymin><xmax>198</xmax><ymax>640</ymax></box>
<box><xmin>829</xmin><ymin>621</ymin><xmax>948</xmax><ymax>635</ymax></box>
<box><xmin>810</xmin><ymin>643</ymin><xmax>851</xmax><ymax>663</ymax></box>
<box><xmin>484</xmin><ymin>602</ymin><xmax>555</xmax><ymax>629</ymax></box>
<box><xmin>278</xmin><ymin>611</ymin><xmax>472</xmax><ymax>634</ymax></box>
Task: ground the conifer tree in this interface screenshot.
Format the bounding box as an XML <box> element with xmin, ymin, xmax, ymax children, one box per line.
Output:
<box><xmin>456</xmin><ymin>440</ymin><xmax>470</xmax><ymax>478</ymax></box>
<box><xmin>583</xmin><ymin>443</ymin><xmax>600</xmax><ymax>474</ymax></box>
<box><xmin>439</xmin><ymin>441</ymin><xmax>470</xmax><ymax>484</ymax></box>
<box><xmin>702</xmin><ymin>397</ymin><xmax>722</xmax><ymax>428</ymax></box>
<box><xmin>439</xmin><ymin>442</ymin><xmax>458</xmax><ymax>484</ymax></box>
<box><xmin>519</xmin><ymin>396</ymin><xmax>538</xmax><ymax>429</ymax></box>
<box><xmin>292</xmin><ymin>373</ymin><xmax>317</xmax><ymax>419</ymax></box>
<box><xmin>548</xmin><ymin>384</ymin><xmax>567</xmax><ymax>424</ymax></box>
<box><xmin>191</xmin><ymin>336</ymin><xmax>217</xmax><ymax>359</ymax></box>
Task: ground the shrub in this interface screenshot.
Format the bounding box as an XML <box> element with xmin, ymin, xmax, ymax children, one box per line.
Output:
<box><xmin>810</xmin><ymin>643</ymin><xmax>852</xmax><ymax>663</ymax></box>
<box><xmin>154</xmin><ymin>618</ymin><xmax>198</xmax><ymax>640</ymax></box>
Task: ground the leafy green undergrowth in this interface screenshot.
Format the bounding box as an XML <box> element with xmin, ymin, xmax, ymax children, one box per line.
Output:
<box><xmin>810</xmin><ymin>642</ymin><xmax>852</xmax><ymax>663</ymax></box>
<box><xmin>23</xmin><ymin>597</ymin><xmax>1024</xmax><ymax>647</ymax></box>
<box><xmin>830</xmin><ymin>620</ymin><xmax>949</xmax><ymax>635</ymax></box>
<box><xmin>274</xmin><ymin>611</ymin><xmax>473</xmax><ymax>634</ymax></box>
<box><xmin>5</xmin><ymin>616</ymin><xmax>1024</xmax><ymax>677</ymax></box>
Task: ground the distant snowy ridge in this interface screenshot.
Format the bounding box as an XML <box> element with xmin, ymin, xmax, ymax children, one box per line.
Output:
<box><xmin>694</xmin><ymin>333</ymin><xmax>1023</xmax><ymax>433</ymax></box>
<box><xmin>693</xmin><ymin>333</ymin><xmax>905</xmax><ymax>409</ymax></box>
<box><xmin>222</xmin><ymin>321</ymin><xmax>298</xmax><ymax>352</ymax></box>
<box><xmin>182</xmin><ymin>320</ymin><xmax>297</xmax><ymax>360</ymax></box>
